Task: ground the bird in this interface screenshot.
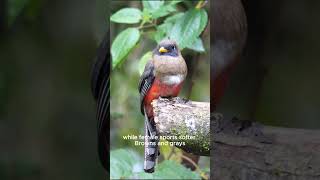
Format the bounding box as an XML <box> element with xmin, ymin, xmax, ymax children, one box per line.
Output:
<box><xmin>138</xmin><ymin>39</ymin><xmax>187</xmax><ymax>173</ymax></box>
<box><xmin>212</xmin><ymin>0</ymin><xmax>247</xmax><ymax>110</ymax></box>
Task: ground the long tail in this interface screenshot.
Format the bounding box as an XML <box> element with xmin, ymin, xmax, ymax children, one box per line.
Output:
<box><xmin>144</xmin><ymin>112</ymin><xmax>159</xmax><ymax>173</ymax></box>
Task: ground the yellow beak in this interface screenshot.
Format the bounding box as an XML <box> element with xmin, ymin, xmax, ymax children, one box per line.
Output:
<box><xmin>159</xmin><ymin>47</ymin><xmax>168</xmax><ymax>53</ymax></box>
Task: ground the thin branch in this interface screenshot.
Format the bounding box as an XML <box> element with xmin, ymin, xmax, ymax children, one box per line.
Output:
<box><xmin>195</xmin><ymin>0</ymin><xmax>207</xmax><ymax>9</ymax></box>
<box><xmin>180</xmin><ymin>154</ymin><xmax>209</xmax><ymax>180</ymax></box>
<box><xmin>138</xmin><ymin>23</ymin><xmax>156</xmax><ymax>30</ymax></box>
<box><xmin>167</xmin><ymin>146</ymin><xmax>175</xmax><ymax>160</ymax></box>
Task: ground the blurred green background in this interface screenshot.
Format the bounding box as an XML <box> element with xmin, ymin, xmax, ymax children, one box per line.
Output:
<box><xmin>1</xmin><ymin>0</ymin><xmax>320</xmax><ymax>179</ymax></box>
<box><xmin>0</xmin><ymin>0</ymin><xmax>107</xmax><ymax>179</ymax></box>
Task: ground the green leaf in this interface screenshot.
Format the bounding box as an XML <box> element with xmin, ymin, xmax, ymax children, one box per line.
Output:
<box><xmin>152</xmin><ymin>4</ymin><xmax>177</xmax><ymax>19</ymax></box>
<box><xmin>110</xmin><ymin>8</ymin><xmax>142</xmax><ymax>24</ymax></box>
<box><xmin>143</xmin><ymin>0</ymin><xmax>176</xmax><ymax>19</ymax></box>
<box><xmin>164</xmin><ymin>12</ymin><xmax>184</xmax><ymax>24</ymax></box>
<box><xmin>138</xmin><ymin>51</ymin><xmax>153</xmax><ymax>75</ymax></box>
<box><xmin>169</xmin><ymin>8</ymin><xmax>208</xmax><ymax>49</ymax></box>
<box><xmin>155</xmin><ymin>160</ymin><xmax>201</xmax><ymax>179</ymax></box>
<box><xmin>142</xmin><ymin>9</ymin><xmax>152</xmax><ymax>23</ymax></box>
<box><xmin>111</xmin><ymin>28</ymin><xmax>140</xmax><ymax>69</ymax></box>
<box><xmin>110</xmin><ymin>149</ymin><xmax>143</xmax><ymax>179</ymax></box>
<box><xmin>153</xmin><ymin>23</ymin><xmax>170</xmax><ymax>43</ymax></box>
<box><xmin>152</xmin><ymin>13</ymin><xmax>184</xmax><ymax>43</ymax></box>
<box><xmin>143</xmin><ymin>1</ymin><xmax>164</xmax><ymax>12</ymax></box>
<box><xmin>169</xmin><ymin>0</ymin><xmax>183</xmax><ymax>5</ymax></box>
<box><xmin>110</xmin><ymin>149</ymin><xmax>201</xmax><ymax>179</ymax></box>
<box><xmin>187</xmin><ymin>37</ymin><xmax>205</xmax><ymax>52</ymax></box>
<box><xmin>130</xmin><ymin>160</ymin><xmax>201</xmax><ymax>179</ymax></box>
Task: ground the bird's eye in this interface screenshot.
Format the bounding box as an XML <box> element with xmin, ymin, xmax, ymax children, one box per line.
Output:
<box><xmin>172</xmin><ymin>45</ymin><xmax>175</xmax><ymax>50</ymax></box>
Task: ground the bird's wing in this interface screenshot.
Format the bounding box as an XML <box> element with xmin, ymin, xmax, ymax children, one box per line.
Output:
<box><xmin>91</xmin><ymin>34</ymin><xmax>110</xmax><ymax>171</ymax></box>
<box><xmin>138</xmin><ymin>60</ymin><xmax>155</xmax><ymax>115</ymax></box>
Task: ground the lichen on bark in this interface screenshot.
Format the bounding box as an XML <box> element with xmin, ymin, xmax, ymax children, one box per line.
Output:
<box><xmin>153</xmin><ymin>97</ymin><xmax>210</xmax><ymax>156</ymax></box>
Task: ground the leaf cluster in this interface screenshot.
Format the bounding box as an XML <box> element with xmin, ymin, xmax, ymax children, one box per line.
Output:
<box><xmin>110</xmin><ymin>0</ymin><xmax>208</xmax><ymax>71</ymax></box>
<box><xmin>110</xmin><ymin>149</ymin><xmax>201</xmax><ymax>179</ymax></box>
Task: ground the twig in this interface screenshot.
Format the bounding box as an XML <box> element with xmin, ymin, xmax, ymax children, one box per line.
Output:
<box><xmin>195</xmin><ymin>0</ymin><xmax>207</xmax><ymax>9</ymax></box>
<box><xmin>180</xmin><ymin>154</ymin><xmax>208</xmax><ymax>180</ymax></box>
<box><xmin>138</xmin><ymin>24</ymin><xmax>156</xmax><ymax>30</ymax></box>
<box><xmin>167</xmin><ymin>146</ymin><xmax>175</xmax><ymax>160</ymax></box>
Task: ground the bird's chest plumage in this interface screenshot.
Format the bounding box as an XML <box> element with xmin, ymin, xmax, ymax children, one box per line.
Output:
<box><xmin>149</xmin><ymin>76</ymin><xmax>183</xmax><ymax>97</ymax></box>
<box><xmin>143</xmin><ymin>76</ymin><xmax>183</xmax><ymax>117</ymax></box>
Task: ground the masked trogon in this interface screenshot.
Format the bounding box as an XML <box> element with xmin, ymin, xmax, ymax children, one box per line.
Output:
<box><xmin>212</xmin><ymin>0</ymin><xmax>247</xmax><ymax>110</ymax></box>
<box><xmin>138</xmin><ymin>39</ymin><xmax>187</xmax><ymax>173</ymax></box>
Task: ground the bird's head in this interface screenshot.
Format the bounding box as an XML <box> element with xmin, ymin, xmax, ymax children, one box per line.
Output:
<box><xmin>152</xmin><ymin>39</ymin><xmax>187</xmax><ymax>77</ymax></box>
<box><xmin>154</xmin><ymin>39</ymin><xmax>179</xmax><ymax>57</ymax></box>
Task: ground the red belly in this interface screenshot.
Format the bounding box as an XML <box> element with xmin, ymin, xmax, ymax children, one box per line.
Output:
<box><xmin>213</xmin><ymin>63</ymin><xmax>235</xmax><ymax>111</ymax></box>
<box><xmin>213</xmin><ymin>70</ymin><xmax>229</xmax><ymax>110</ymax></box>
<box><xmin>144</xmin><ymin>78</ymin><xmax>183</xmax><ymax>117</ymax></box>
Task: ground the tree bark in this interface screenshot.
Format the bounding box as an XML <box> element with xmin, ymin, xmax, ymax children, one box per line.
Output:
<box><xmin>152</xmin><ymin>97</ymin><xmax>210</xmax><ymax>156</ymax></box>
<box><xmin>152</xmin><ymin>97</ymin><xmax>320</xmax><ymax>180</ymax></box>
<box><xmin>212</xmin><ymin>114</ymin><xmax>320</xmax><ymax>180</ymax></box>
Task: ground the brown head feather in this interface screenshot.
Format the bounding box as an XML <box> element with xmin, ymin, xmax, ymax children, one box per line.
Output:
<box><xmin>152</xmin><ymin>39</ymin><xmax>187</xmax><ymax>81</ymax></box>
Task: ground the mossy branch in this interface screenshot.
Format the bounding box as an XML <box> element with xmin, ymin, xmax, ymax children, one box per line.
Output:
<box><xmin>152</xmin><ymin>97</ymin><xmax>210</xmax><ymax>156</ymax></box>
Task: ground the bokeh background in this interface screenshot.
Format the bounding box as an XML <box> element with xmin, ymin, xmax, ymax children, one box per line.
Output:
<box><xmin>1</xmin><ymin>0</ymin><xmax>320</xmax><ymax>179</ymax></box>
<box><xmin>0</xmin><ymin>0</ymin><xmax>107</xmax><ymax>179</ymax></box>
<box><xmin>217</xmin><ymin>0</ymin><xmax>320</xmax><ymax>129</ymax></box>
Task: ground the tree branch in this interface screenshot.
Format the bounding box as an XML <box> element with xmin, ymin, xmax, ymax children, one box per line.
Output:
<box><xmin>211</xmin><ymin>114</ymin><xmax>320</xmax><ymax>180</ymax></box>
<box><xmin>152</xmin><ymin>97</ymin><xmax>320</xmax><ymax>179</ymax></box>
<box><xmin>152</xmin><ymin>97</ymin><xmax>210</xmax><ymax>156</ymax></box>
